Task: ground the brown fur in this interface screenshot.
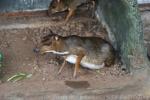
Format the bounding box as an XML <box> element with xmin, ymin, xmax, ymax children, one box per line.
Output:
<box><xmin>48</xmin><ymin>0</ymin><xmax>95</xmax><ymax>22</ymax></box>
<box><xmin>40</xmin><ymin>34</ymin><xmax>116</xmax><ymax>77</ymax></box>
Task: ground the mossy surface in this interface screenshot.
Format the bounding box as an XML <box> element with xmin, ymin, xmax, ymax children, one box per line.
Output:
<box><xmin>95</xmin><ymin>0</ymin><xmax>149</xmax><ymax>72</ymax></box>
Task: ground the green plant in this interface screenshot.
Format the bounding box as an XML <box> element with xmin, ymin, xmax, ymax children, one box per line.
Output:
<box><xmin>7</xmin><ymin>72</ymin><xmax>32</xmax><ymax>83</ymax></box>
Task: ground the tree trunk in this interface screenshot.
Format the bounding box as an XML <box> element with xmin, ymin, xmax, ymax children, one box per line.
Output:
<box><xmin>95</xmin><ymin>0</ymin><xmax>149</xmax><ymax>74</ymax></box>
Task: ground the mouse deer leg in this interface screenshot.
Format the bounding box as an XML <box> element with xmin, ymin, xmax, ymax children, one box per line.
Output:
<box><xmin>58</xmin><ymin>57</ymin><xmax>67</xmax><ymax>74</ymax></box>
<box><xmin>73</xmin><ymin>52</ymin><xmax>85</xmax><ymax>78</ymax></box>
<box><xmin>65</xmin><ymin>8</ymin><xmax>75</xmax><ymax>22</ymax></box>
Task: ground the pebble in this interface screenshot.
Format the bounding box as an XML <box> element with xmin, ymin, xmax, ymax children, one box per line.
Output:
<box><xmin>22</xmin><ymin>36</ymin><xmax>27</xmax><ymax>41</ymax></box>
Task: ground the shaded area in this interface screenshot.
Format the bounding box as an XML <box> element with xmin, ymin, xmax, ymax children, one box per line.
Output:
<box><xmin>65</xmin><ymin>81</ymin><xmax>90</xmax><ymax>89</ymax></box>
<box><xmin>95</xmin><ymin>0</ymin><xmax>149</xmax><ymax>73</ymax></box>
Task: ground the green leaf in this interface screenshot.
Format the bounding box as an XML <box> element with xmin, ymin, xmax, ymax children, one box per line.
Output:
<box><xmin>12</xmin><ymin>76</ymin><xmax>26</xmax><ymax>83</ymax></box>
<box><xmin>7</xmin><ymin>72</ymin><xmax>32</xmax><ymax>82</ymax></box>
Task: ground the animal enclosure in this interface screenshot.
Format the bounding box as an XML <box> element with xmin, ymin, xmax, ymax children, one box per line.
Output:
<box><xmin>0</xmin><ymin>0</ymin><xmax>150</xmax><ymax>99</ymax></box>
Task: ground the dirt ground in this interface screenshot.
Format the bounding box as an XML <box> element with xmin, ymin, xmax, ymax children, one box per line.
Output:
<box><xmin>0</xmin><ymin>9</ymin><xmax>149</xmax><ymax>99</ymax></box>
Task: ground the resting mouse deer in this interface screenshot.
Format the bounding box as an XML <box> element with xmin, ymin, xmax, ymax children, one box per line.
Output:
<box><xmin>40</xmin><ymin>34</ymin><xmax>116</xmax><ymax>77</ymax></box>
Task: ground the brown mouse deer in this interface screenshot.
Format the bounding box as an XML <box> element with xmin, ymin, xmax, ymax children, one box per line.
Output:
<box><xmin>40</xmin><ymin>34</ymin><xmax>116</xmax><ymax>77</ymax></box>
<box><xmin>48</xmin><ymin>0</ymin><xmax>95</xmax><ymax>22</ymax></box>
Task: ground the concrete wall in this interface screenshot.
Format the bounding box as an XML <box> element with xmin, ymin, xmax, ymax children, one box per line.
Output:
<box><xmin>0</xmin><ymin>0</ymin><xmax>52</xmax><ymax>13</ymax></box>
<box><xmin>0</xmin><ymin>0</ymin><xmax>149</xmax><ymax>13</ymax></box>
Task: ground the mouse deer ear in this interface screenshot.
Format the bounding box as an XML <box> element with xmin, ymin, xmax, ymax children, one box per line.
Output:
<box><xmin>55</xmin><ymin>36</ymin><xmax>59</xmax><ymax>41</ymax></box>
